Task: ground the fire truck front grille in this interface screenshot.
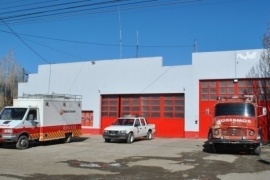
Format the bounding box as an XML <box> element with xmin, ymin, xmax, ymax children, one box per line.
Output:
<box><xmin>222</xmin><ymin>128</ymin><xmax>247</xmax><ymax>136</ymax></box>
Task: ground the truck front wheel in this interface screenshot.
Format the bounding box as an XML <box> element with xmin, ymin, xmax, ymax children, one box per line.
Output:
<box><xmin>147</xmin><ymin>131</ymin><xmax>152</xmax><ymax>140</ymax></box>
<box><xmin>16</xmin><ymin>135</ymin><xmax>29</xmax><ymax>150</ymax></box>
<box><xmin>254</xmin><ymin>145</ymin><xmax>261</xmax><ymax>155</ymax></box>
<box><xmin>105</xmin><ymin>138</ymin><xmax>111</xmax><ymax>143</ymax></box>
<box><xmin>127</xmin><ymin>133</ymin><xmax>134</xmax><ymax>143</ymax></box>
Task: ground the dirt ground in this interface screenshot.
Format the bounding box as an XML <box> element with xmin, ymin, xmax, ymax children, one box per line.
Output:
<box><xmin>0</xmin><ymin>135</ymin><xmax>270</xmax><ymax>180</ymax></box>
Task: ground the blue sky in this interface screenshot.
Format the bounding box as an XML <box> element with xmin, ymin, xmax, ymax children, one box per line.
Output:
<box><xmin>0</xmin><ymin>0</ymin><xmax>270</xmax><ymax>73</ymax></box>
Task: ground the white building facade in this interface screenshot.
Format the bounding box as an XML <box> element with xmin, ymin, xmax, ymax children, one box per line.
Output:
<box><xmin>18</xmin><ymin>49</ymin><xmax>264</xmax><ymax>138</ymax></box>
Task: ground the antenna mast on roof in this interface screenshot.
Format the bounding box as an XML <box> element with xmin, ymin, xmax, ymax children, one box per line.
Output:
<box><xmin>194</xmin><ymin>39</ymin><xmax>197</xmax><ymax>52</ymax></box>
<box><xmin>118</xmin><ymin>4</ymin><xmax>122</xmax><ymax>59</ymax></box>
<box><xmin>136</xmin><ymin>30</ymin><xmax>139</xmax><ymax>58</ymax></box>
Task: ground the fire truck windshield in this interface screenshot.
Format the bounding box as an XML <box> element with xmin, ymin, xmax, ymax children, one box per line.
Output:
<box><xmin>215</xmin><ymin>103</ymin><xmax>255</xmax><ymax>117</ymax></box>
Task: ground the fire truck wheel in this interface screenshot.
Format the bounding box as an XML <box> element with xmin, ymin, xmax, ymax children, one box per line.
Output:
<box><xmin>208</xmin><ymin>130</ymin><xmax>213</xmax><ymax>140</ymax></box>
<box><xmin>254</xmin><ymin>145</ymin><xmax>261</xmax><ymax>155</ymax></box>
<box><xmin>127</xmin><ymin>133</ymin><xmax>134</xmax><ymax>143</ymax></box>
<box><xmin>64</xmin><ymin>133</ymin><xmax>72</xmax><ymax>143</ymax></box>
<box><xmin>147</xmin><ymin>131</ymin><xmax>152</xmax><ymax>140</ymax></box>
<box><xmin>16</xmin><ymin>135</ymin><xmax>29</xmax><ymax>150</ymax></box>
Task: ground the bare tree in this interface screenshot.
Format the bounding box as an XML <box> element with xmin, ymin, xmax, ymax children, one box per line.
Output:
<box><xmin>246</xmin><ymin>23</ymin><xmax>270</xmax><ymax>143</ymax></box>
<box><xmin>0</xmin><ymin>51</ymin><xmax>24</xmax><ymax>109</ymax></box>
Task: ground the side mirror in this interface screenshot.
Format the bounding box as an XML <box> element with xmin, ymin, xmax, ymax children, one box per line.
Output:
<box><xmin>263</xmin><ymin>107</ymin><xmax>267</xmax><ymax>116</ymax></box>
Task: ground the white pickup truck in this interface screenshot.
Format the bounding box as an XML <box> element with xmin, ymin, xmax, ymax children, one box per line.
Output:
<box><xmin>103</xmin><ymin>115</ymin><xmax>156</xmax><ymax>143</ymax></box>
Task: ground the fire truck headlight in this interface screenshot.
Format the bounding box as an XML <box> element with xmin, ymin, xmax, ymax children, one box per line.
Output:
<box><xmin>249</xmin><ymin>130</ymin><xmax>255</xmax><ymax>136</ymax></box>
<box><xmin>214</xmin><ymin>129</ymin><xmax>219</xmax><ymax>135</ymax></box>
<box><xmin>4</xmin><ymin>128</ymin><xmax>13</xmax><ymax>133</ymax></box>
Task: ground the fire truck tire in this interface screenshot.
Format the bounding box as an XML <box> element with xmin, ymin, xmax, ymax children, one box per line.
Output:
<box><xmin>127</xmin><ymin>133</ymin><xmax>134</xmax><ymax>143</ymax></box>
<box><xmin>208</xmin><ymin>130</ymin><xmax>213</xmax><ymax>140</ymax></box>
<box><xmin>64</xmin><ymin>133</ymin><xmax>72</xmax><ymax>143</ymax></box>
<box><xmin>147</xmin><ymin>131</ymin><xmax>152</xmax><ymax>140</ymax></box>
<box><xmin>254</xmin><ymin>145</ymin><xmax>261</xmax><ymax>155</ymax></box>
<box><xmin>16</xmin><ymin>135</ymin><xmax>29</xmax><ymax>150</ymax></box>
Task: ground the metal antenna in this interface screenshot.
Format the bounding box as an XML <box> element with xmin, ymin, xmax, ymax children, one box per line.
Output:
<box><xmin>136</xmin><ymin>30</ymin><xmax>139</xmax><ymax>58</ymax></box>
<box><xmin>194</xmin><ymin>39</ymin><xmax>197</xmax><ymax>52</ymax></box>
<box><xmin>118</xmin><ymin>5</ymin><xmax>122</xmax><ymax>59</ymax></box>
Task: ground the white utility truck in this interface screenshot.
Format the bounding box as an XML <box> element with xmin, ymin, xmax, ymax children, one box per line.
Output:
<box><xmin>103</xmin><ymin>115</ymin><xmax>156</xmax><ymax>143</ymax></box>
<box><xmin>0</xmin><ymin>94</ymin><xmax>82</xmax><ymax>149</ymax></box>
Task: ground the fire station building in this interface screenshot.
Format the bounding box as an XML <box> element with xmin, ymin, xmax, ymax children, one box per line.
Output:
<box><xmin>18</xmin><ymin>49</ymin><xmax>268</xmax><ymax>139</ymax></box>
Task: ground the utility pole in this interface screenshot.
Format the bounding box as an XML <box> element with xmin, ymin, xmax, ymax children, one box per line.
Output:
<box><xmin>118</xmin><ymin>5</ymin><xmax>122</xmax><ymax>59</ymax></box>
<box><xmin>194</xmin><ymin>39</ymin><xmax>197</xmax><ymax>52</ymax></box>
<box><xmin>136</xmin><ymin>30</ymin><xmax>139</xmax><ymax>58</ymax></box>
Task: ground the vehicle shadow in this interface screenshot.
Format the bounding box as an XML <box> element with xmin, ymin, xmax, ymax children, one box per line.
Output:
<box><xmin>0</xmin><ymin>136</ymin><xmax>89</xmax><ymax>150</ymax></box>
<box><xmin>108</xmin><ymin>137</ymin><xmax>154</xmax><ymax>144</ymax></box>
<box><xmin>202</xmin><ymin>140</ymin><xmax>257</xmax><ymax>155</ymax></box>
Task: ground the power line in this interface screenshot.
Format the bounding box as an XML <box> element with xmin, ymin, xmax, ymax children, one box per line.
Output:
<box><xmin>0</xmin><ymin>29</ymin><xmax>194</xmax><ymax>48</ymax></box>
<box><xmin>0</xmin><ymin>0</ymin><xmax>203</xmax><ymax>24</ymax></box>
<box><xmin>0</xmin><ymin>19</ymin><xmax>51</xmax><ymax>64</ymax></box>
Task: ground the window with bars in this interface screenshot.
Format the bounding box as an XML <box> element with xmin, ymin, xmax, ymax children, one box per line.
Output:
<box><xmin>237</xmin><ymin>80</ymin><xmax>254</xmax><ymax>96</ymax></box>
<box><xmin>101</xmin><ymin>95</ymin><xmax>118</xmax><ymax>117</ymax></box>
<box><xmin>141</xmin><ymin>95</ymin><xmax>161</xmax><ymax>118</ymax></box>
<box><xmin>200</xmin><ymin>81</ymin><xmax>217</xmax><ymax>101</ymax></box>
<box><xmin>163</xmin><ymin>94</ymin><xmax>184</xmax><ymax>118</ymax></box>
<box><xmin>120</xmin><ymin>96</ymin><xmax>140</xmax><ymax>117</ymax></box>
<box><xmin>254</xmin><ymin>79</ymin><xmax>270</xmax><ymax>100</ymax></box>
<box><xmin>219</xmin><ymin>80</ymin><xmax>234</xmax><ymax>97</ymax></box>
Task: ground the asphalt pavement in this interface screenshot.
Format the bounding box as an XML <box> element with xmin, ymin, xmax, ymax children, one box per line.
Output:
<box><xmin>0</xmin><ymin>135</ymin><xmax>270</xmax><ymax>180</ymax></box>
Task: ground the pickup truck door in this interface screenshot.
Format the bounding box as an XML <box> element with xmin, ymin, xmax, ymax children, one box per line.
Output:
<box><xmin>139</xmin><ymin>118</ymin><xmax>148</xmax><ymax>136</ymax></box>
<box><xmin>133</xmin><ymin>119</ymin><xmax>142</xmax><ymax>138</ymax></box>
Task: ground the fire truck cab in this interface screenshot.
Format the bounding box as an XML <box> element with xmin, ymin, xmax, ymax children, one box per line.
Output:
<box><xmin>206</xmin><ymin>95</ymin><xmax>267</xmax><ymax>155</ymax></box>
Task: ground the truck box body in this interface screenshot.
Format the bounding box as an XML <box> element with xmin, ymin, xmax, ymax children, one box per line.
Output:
<box><xmin>0</xmin><ymin>94</ymin><xmax>82</xmax><ymax>149</ymax></box>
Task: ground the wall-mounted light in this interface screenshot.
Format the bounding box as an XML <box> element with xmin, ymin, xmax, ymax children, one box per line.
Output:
<box><xmin>233</xmin><ymin>79</ymin><xmax>238</xmax><ymax>83</ymax></box>
<box><xmin>91</xmin><ymin>61</ymin><xmax>95</xmax><ymax>65</ymax></box>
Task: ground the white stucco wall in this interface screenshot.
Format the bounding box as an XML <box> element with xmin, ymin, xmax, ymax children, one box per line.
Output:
<box><xmin>18</xmin><ymin>49</ymin><xmax>263</xmax><ymax>133</ymax></box>
<box><xmin>19</xmin><ymin>57</ymin><xmax>195</xmax><ymax>130</ymax></box>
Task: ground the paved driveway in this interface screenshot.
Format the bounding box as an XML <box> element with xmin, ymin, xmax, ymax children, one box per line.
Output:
<box><xmin>0</xmin><ymin>135</ymin><xmax>270</xmax><ymax>180</ymax></box>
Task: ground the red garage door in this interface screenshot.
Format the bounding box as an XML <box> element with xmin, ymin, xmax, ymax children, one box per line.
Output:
<box><xmin>101</xmin><ymin>94</ymin><xmax>185</xmax><ymax>138</ymax></box>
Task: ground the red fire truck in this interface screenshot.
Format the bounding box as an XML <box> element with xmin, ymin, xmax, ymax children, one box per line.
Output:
<box><xmin>206</xmin><ymin>95</ymin><xmax>267</xmax><ymax>155</ymax></box>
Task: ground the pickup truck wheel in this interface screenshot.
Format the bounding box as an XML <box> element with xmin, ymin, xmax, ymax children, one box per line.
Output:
<box><xmin>105</xmin><ymin>138</ymin><xmax>111</xmax><ymax>143</ymax></box>
<box><xmin>16</xmin><ymin>135</ymin><xmax>29</xmax><ymax>150</ymax></box>
<box><xmin>127</xmin><ymin>133</ymin><xmax>134</xmax><ymax>143</ymax></box>
<box><xmin>147</xmin><ymin>131</ymin><xmax>152</xmax><ymax>140</ymax></box>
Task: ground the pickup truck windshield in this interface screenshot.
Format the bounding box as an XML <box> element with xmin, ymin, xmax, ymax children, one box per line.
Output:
<box><xmin>113</xmin><ymin>118</ymin><xmax>134</xmax><ymax>126</ymax></box>
<box><xmin>215</xmin><ymin>103</ymin><xmax>255</xmax><ymax>117</ymax></box>
<box><xmin>0</xmin><ymin>108</ymin><xmax>27</xmax><ymax>120</ymax></box>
